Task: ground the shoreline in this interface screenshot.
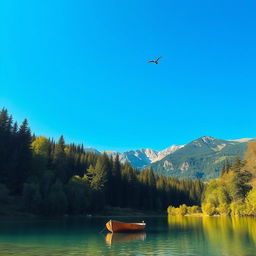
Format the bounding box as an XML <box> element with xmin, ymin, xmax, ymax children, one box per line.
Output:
<box><xmin>0</xmin><ymin>206</ymin><xmax>167</xmax><ymax>218</ymax></box>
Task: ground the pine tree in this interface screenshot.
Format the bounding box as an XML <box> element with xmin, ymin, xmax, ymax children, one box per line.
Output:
<box><xmin>233</xmin><ymin>156</ymin><xmax>242</xmax><ymax>172</ymax></box>
<box><xmin>0</xmin><ymin>109</ymin><xmax>11</xmax><ymax>185</ymax></box>
<box><xmin>86</xmin><ymin>160</ymin><xmax>108</xmax><ymax>211</ymax></box>
<box><xmin>10</xmin><ymin>119</ymin><xmax>33</xmax><ymax>193</ymax></box>
<box><xmin>122</xmin><ymin>163</ymin><xmax>139</xmax><ymax>208</ymax></box>
<box><xmin>53</xmin><ymin>135</ymin><xmax>68</xmax><ymax>182</ymax></box>
<box><xmin>87</xmin><ymin>156</ymin><xmax>108</xmax><ymax>192</ymax></box>
<box><xmin>111</xmin><ymin>155</ymin><xmax>122</xmax><ymax>206</ymax></box>
<box><xmin>0</xmin><ymin>108</ymin><xmax>209</xmax><ymax>215</ymax></box>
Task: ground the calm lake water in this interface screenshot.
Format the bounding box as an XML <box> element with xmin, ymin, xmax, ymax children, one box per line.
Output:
<box><xmin>0</xmin><ymin>216</ymin><xmax>256</xmax><ymax>256</ymax></box>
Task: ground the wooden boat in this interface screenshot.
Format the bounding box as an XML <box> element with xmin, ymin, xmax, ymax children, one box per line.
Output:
<box><xmin>106</xmin><ymin>220</ymin><xmax>146</xmax><ymax>233</ymax></box>
<box><xmin>105</xmin><ymin>232</ymin><xmax>146</xmax><ymax>245</ymax></box>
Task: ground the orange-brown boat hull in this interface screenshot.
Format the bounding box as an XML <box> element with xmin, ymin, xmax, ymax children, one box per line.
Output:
<box><xmin>106</xmin><ymin>220</ymin><xmax>146</xmax><ymax>233</ymax></box>
<box><xmin>105</xmin><ymin>232</ymin><xmax>146</xmax><ymax>245</ymax></box>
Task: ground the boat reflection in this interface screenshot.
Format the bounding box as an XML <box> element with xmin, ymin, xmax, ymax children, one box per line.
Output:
<box><xmin>105</xmin><ymin>232</ymin><xmax>146</xmax><ymax>246</ymax></box>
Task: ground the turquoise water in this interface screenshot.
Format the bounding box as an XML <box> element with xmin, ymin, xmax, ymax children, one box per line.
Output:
<box><xmin>0</xmin><ymin>216</ymin><xmax>256</xmax><ymax>255</ymax></box>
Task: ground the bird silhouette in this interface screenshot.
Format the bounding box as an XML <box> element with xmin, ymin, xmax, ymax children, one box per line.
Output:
<box><xmin>148</xmin><ymin>56</ymin><xmax>163</xmax><ymax>64</ymax></box>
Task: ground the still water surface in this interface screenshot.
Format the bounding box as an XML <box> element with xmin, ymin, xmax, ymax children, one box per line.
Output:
<box><xmin>0</xmin><ymin>216</ymin><xmax>256</xmax><ymax>255</ymax></box>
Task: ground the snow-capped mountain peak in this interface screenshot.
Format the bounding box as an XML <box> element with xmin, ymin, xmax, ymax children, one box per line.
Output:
<box><xmin>108</xmin><ymin>145</ymin><xmax>183</xmax><ymax>168</ymax></box>
<box><xmin>152</xmin><ymin>145</ymin><xmax>184</xmax><ymax>163</ymax></box>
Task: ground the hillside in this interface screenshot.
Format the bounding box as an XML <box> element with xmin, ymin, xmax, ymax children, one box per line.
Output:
<box><xmin>106</xmin><ymin>145</ymin><xmax>183</xmax><ymax>168</ymax></box>
<box><xmin>149</xmin><ymin>136</ymin><xmax>252</xmax><ymax>180</ymax></box>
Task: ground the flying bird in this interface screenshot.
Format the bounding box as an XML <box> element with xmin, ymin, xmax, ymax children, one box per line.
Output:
<box><xmin>148</xmin><ymin>56</ymin><xmax>163</xmax><ymax>64</ymax></box>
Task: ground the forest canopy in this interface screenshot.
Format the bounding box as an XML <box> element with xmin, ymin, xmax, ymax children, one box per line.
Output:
<box><xmin>0</xmin><ymin>108</ymin><xmax>204</xmax><ymax>216</ymax></box>
<box><xmin>168</xmin><ymin>142</ymin><xmax>256</xmax><ymax>217</ymax></box>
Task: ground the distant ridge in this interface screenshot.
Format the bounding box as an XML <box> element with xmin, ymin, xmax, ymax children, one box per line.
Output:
<box><xmin>105</xmin><ymin>145</ymin><xmax>183</xmax><ymax>168</ymax></box>
<box><xmin>86</xmin><ymin>136</ymin><xmax>254</xmax><ymax>180</ymax></box>
<box><xmin>228</xmin><ymin>138</ymin><xmax>254</xmax><ymax>143</ymax></box>
<box><xmin>148</xmin><ymin>136</ymin><xmax>253</xmax><ymax>180</ymax></box>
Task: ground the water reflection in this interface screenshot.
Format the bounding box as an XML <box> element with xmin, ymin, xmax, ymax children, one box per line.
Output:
<box><xmin>105</xmin><ymin>232</ymin><xmax>146</xmax><ymax>246</ymax></box>
<box><xmin>168</xmin><ymin>216</ymin><xmax>256</xmax><ymax>256</ymax></box>
<box><xmin>0</xmin><ymin>217</ymin><xmax>255</xmax><ymax>256</ymax></box>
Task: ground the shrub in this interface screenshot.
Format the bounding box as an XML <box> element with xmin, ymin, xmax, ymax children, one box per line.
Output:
<box><xmin>230</xmin><ymin>200</ymin><xmax>246</xmax><ymax>216</ymax></box>
<box><xmin>245</xmin><ymin>188</ymin><xmax>256</xmax><ymax>216</ymax></box>
<box><xmin>176</xmin><ymin>204</ymin><xmax>188</xmax><ymax>216</ymax></box>
<box><xmin>202</xmin><ymin>203</ymin><xmax>216</xmax><ymax>216</ymax></box>
<box><xmin>217</xmin><ymin>203</ymin><xmax>231</xmax><ymax>216</ymax></box>
<box><xmin>22</xmin><ymin>182</ymin><xmax>42</xmax><ymax>214</ymax></box>
<box><xmin>167</xmin><ymin>206</ymin><xmax>177</xmax><ymax>215</ymax></box>
<box><xmin>188</xmin><ymin>205</ymin><xmax>201</xmax><ymax>214</ymax></box>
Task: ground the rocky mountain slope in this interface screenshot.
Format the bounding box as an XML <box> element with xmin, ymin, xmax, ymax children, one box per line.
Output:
<box><xmin>89</xmin><ymin>136</ymin><xmax>254</xmax><ymax>180</ymax></box>
<box><xmin>106</xmin><ymin>145</ymin><xmax>183</xmax><ymax>168</ymax></box>
<box><xmin>148</xmin><ymin>136</ymin><xmax>253</xmax><ymax>180</ymax></box>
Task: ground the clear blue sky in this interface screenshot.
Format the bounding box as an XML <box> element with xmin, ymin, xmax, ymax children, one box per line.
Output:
<box><xmin>1</xmin><ymin>0</ymin><xmax>256</xmax><ymax>152</ymax></box>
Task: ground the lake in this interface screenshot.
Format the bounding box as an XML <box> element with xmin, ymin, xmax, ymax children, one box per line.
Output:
<box><xmin>0</xmin><ymin>216</ymin><xmax>255</xmax><ymax>255</ymax></box>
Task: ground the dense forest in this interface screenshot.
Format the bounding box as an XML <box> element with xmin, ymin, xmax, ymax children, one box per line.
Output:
<box><xmin>0</xmin><ymin>108</ymin><xmax>204</xmax><ymax>216</ymax></box>
<box><xmin>168</xmin><ymin>141</ymin><xmax>256</xmax><ymax>216</ymax></box>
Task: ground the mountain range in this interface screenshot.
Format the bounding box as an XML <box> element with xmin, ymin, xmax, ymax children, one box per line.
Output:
<box><xmin>86</xmin><ymin>136</ymin><xmax>254</xmax><ymax>181</ymax></box>
<box><xmin>106</xmin><ymin>145</ymin><xmax>184</xmax><ymax>168</ymax></box>
<box><xmin>149</xmin><ymin>136</ymin><xmax>253</xmax><ymax>180</ymax></box>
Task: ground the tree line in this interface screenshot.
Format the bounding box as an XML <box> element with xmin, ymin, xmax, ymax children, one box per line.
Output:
<box><xmin>0</xmin><ymin>108</ymin><xmax>204</xmax><ymax>216</ymax></box>
<box><xmin>168</xmin><ymin>140</ymin><xmax>256</xmax><ymax>216</ymax></box>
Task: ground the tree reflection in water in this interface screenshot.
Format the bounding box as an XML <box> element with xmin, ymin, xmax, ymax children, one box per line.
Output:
<box><xmin>168</xmin><ymin>215</ymin><xmax>256</xmax><ymax>256</ymax></box>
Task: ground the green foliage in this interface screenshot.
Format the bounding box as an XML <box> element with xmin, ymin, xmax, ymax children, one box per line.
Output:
<box><xmin>167</xmin><ymin>206</ymin><xmax>177</xmax><ymax>215</ymax></box>
<box><xmin>245</xmin><ymin>188</ymin><xmax>256</xmax><ymax>215</ymax></box>
<box><xmin>123</xmin><ymin>163</ymin><xmax>140</xmax><ymax>208</ymax></box>
<box><xmin>201</xmin><ymin>148</ymin><xmax>256</xmax><ymax>216</ymax></box>
<box><xmin>230</xmin><ymin>201</ymin><xmax>245</xmax><ymax>216</ymax></box>
<box><xmin>188</xmin><ymin>205</ymin><xmax>200</xmax><ymax>214</ymax></box>
<box><xmin>232</xmin><ymin>156</ymin><xmax>243</xmax><ymax>172</ymax></box>
<box><xmin>217</xmin><ymin>203</ymin><xmax>231</xmax><ymax>216</ymax></box>
<box><xmin>0</xmin><ymin>108</ymin><xmax>33</xmax><ymax>194</ymax></box>
<box><xmin>227</xmin><ymin>170</ymin><xmax>252</xmax><ymax>202</ymax></box>
<box><xmin>203</xmin><ymin>180</ymin><xmax>230</xmax><ymax>207</ymax></box>
<box><xmin>0</xmin><ymin>108</ymin><xmax>206</xmax><ymax>216</ymax></box>
<box><xmin>45</xmin><ymin>180</ymin><xmax>68</xmax><ymax>216</ymax></box>
<box><xmin>31</xmin><ymin>136</ymin><xmax>51</xmax><ymax>176</ymax></box>
<box><xmin>0</xmin><ymin>183</ymin><xmax>10</xmax><ymax>203</ymax></box>
<box><xmin>202</xmin><ymin>203</ymin><xmax>216</xmax><ymax>216</ymax></box>
<box><xmin>176</xmin><ymin>204</ymin><xmax>188</xmax><ymax>216</ymax></box>
<box><xmin>167</xmin><ymin>204</ymin><xmax>201</xmax><ymax>215</ymax></box>
<box><xmin>87</xmin><ymin>157</ymin><xmax>108</xmax><ymax>192</ymax></box>
<box><xmin>32</xmin><ymin>136</ymin><xmax>50</xmax><ymax>158</ymax></box>
<box><xmin>53</xmin><ymin>136</ymin><xmax>68</xmax><ymax>183</ymax></box>
<box><xmin>66</xmin><ymin>175</ymin><xmax>91</xmax><ymax>214</ymax></box>
<box><xmin>22</xmin><ymin>182</ymin><xmax>42</xmax><ymax>214</ymax></box>
<box><xmin>39</xmin><ymin>170</ymin><xmax>55</xmax><ymax>199</ymax></box>
<box><xmin>110</xmin><ymin>155</ymin><xmax>122</xmax><ymax>206</ymax></box>
<box><xmin>221</xmin><ymin>159</ymin><xmax>232</xmax><ymax>176</ymax></box>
